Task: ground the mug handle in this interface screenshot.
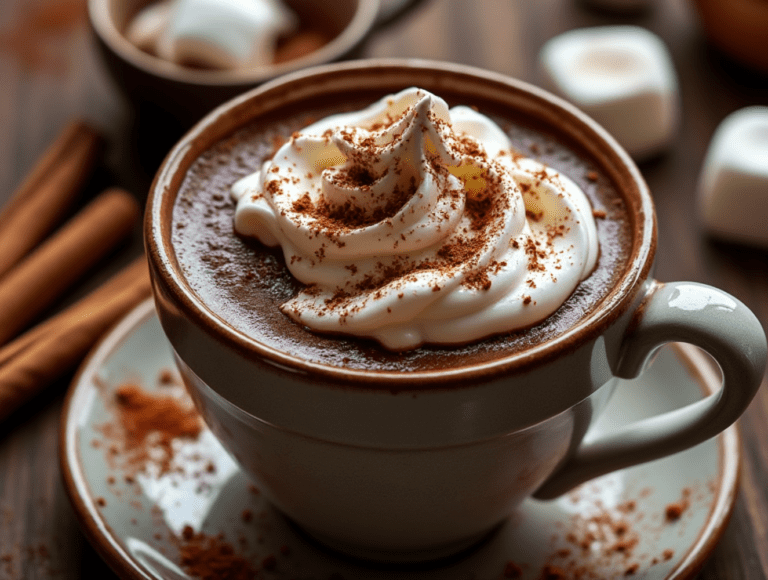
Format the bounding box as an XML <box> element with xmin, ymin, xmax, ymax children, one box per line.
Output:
<box><xmin>534</xmin><ymin>280</ymin><xmax>766</xmax><ymax>500</ymax></box>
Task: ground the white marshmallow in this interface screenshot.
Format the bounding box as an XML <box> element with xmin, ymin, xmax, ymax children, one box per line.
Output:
<box><xmin>127</xmin><ymin>0</ymin><xmax>296</xmax><ymax>69</ymax></box>
<box><xmin>698</xmin><ymin>107</ymin><xmax>768</xmax><ymax>247</ymax></box>
<box><xmin>125</xmin><ymin>1</ymin><xmax>173</xmax><ymax>55</ymax></box>
<box><xmin>540</xmin><ymin>26</ymin><xmax>679</xmax><ymax>160</ymax></box>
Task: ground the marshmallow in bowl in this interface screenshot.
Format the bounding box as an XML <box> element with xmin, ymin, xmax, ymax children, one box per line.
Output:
<box><xmin>124</xmin><ymin>1</ymin><xmax>173</xmax><ymax>54</ymax></box>
<box><xmin>698</xmin><ymin>107</ymin><xmax>768</xmax><ymax>247</ymax></box>
<box><xmin>125</xmin><ymin>0</ymin><xmax>297</xmax><ymax>69</ymax></box>
<box><xmin>540</xmin><ymin>26</ymin><xmax>679</xmax><ymax>161</ymax></box>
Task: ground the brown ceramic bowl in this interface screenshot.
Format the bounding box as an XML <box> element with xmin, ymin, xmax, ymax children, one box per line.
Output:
<box><xmin>88</xmin><ymin>0</ymin><xmax>387</xmax><ymax>122</ymax></box>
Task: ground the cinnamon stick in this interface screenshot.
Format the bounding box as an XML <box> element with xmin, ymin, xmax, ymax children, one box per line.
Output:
<box><xmin>0</xmin><ymin>258</ymin><xmax>148</xmax><ymax>367</ymax></box>
<box><xmin>0</xmin><ymin>188</ymin><xmax>139</xmax><ymax>345</ymax></box>
<box><xmin>0</xmin><ymin>258</ymin><xmax>152</xmax><ymax>424</ymax></box>
<box><xmin>0</xmin><ymin>121</ymin><xmax>103</xmax><ymax>278</ymax></box>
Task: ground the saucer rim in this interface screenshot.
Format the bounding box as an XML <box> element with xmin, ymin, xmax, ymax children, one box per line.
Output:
<box><xmin>59</xmin><ymin>297</ymin><xmax>741</xmax><ymax>580</ymax></box>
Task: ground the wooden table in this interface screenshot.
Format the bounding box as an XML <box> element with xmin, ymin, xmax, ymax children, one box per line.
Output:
<box><xmin>1</xmin><ymin>0</ymin><xmax>767</xmax><ymax>577</ymax></box>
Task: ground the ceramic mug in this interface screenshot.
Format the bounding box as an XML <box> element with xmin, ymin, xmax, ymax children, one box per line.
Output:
<box><xmin>145</xmin><ymin>60</ymin><xmax>767</xmax><ymax>562</ymax></box>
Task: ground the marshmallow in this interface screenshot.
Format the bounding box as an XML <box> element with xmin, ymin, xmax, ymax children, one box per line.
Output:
<box><xmin>540</xmin><ymin>26</ymin><xmax>679</xmax><ymax>160</ymax></box>
<box><xmin>698</xmin><ymin>107</ymin><xmax>768</xmax><ymax>247</ymax></box>
<box><xmin>127</xmin><ymin>0</ymin><xmax>296</xmax><ymax>69</ymax></box>
<box><xmin>125</xmin><ymin>1</ymin><xmax>173</xmax><ymax>55</ymax></box>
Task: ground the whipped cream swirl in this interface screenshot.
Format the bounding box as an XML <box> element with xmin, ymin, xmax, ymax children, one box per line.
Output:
<box><xmin>231</xmin><ymin>88</ymin><xmax>599</xmax><ymax>350</ymax></box>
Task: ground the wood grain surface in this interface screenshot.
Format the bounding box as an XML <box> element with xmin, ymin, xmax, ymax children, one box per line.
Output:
<box><xmin>1</xmin><ymin>0</ymin><xmax>767</xmax><ymax>578</ymax></box>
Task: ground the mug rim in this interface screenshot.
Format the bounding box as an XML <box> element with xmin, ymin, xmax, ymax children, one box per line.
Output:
<box><xmin>87</xmin><ymin>0</ymin><xmax>382</xmax><ymax>87</ymax></box>
<box><xmin>145</xmin><ymin>58</ymin><xmax>657</xmax><ymax>387</ymax></box>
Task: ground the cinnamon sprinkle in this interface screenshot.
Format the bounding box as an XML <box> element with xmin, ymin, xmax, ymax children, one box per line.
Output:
<box><xmin>665</xmin><ymin>488</ymin><xmax>691</xmax><ymax>521</ymax></box>
<box><xmin>299</xmin><ymin>172</ymin><xmax>411</xmax><ymax>230</ymax></box>
<box><xmin>463</xmin><ymin>268</ymin><xmax>492</xmax><ymax>291</ymax></box>
<box><xmin>99</xmin><ymin>382</ymin><xmax>202</xmax><ymax>475</ymax></box>
<box><xmin>177</xmin><ymin>527</ymin><xmax>257</xmax><ymax>580</ymax></box>
<box><xmin>624</xmin><ymin>562</ymin><xmax>639</xmax><ymax>575</ymax></box>
<box><xmin>271</xmin><ymin>96</ymin><xmax>588</xmax><ymax>327</ymax></box>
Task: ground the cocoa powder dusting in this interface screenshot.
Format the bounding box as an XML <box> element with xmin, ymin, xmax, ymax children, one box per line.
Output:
<box><xmin>517</xmin><ymin>482</ymin><xmax>710</xmax><ymax>579</ymax></box>
<box><xmin>665</xmin><ymin>488</ymin><xmax>691</xmax><ymax>521</ymax></box>
<box><xmin>158</xmin><ymin>368</ymin><xmax>177</xmax><ymax>385</ymax></box>
<box><xmin>665</xmin><ymin>503</ymin><xmax>684</xmax><ymax>521</ymax></box>
<box><xmin>291</xmin><ymin>167</ymin><xmax>411</xmax><ymax>231</ymax></box>
<box><xmin>534</xmin><ymin>493</ymin><xmax>646</xmax><ymax>579</ymax></box>
<box><xmin>616</xmin><ymin>501</ymin><xmax>636</xmax><ymax>514</ymax></box>
<box><xmin>624</xmin><ymin>562</ymin><xmax>639</xmax><ymax>575</ymax></box>
<box><xmin>177</xmin><ymin>527</ymin><xmax>258</xmax><ymax>580</ymax></box>
<box><xmin>277</xmin><ymin>104</ymin><xmax>531</xmax><ymax>323</ymax></box>
<box><xmin>463</xmin><ymin>268</ymin><xmax>492</xmax><ymax>291</ymax></box>
<box><xmin>99</xmin><ymin>382</ymin><xmax>202</xmax><ymax>475</ymax></box>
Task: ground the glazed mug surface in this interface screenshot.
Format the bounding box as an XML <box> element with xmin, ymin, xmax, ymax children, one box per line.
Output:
<box><xmin>145</xmin><ymin>60</ymin><xmax>766</xmax><ymax>561</ymax></box>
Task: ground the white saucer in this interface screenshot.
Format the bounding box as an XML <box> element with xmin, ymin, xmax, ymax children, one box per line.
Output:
<box><xmin>61</xmin><ymin>298</ymin><xmax>739</xmax><ymax>580</ymax></box>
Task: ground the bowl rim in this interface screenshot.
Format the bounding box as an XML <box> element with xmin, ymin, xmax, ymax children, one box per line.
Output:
<box><xmin>87</xmin><ymin>0</ymin><xmax>382</xmax><ymax>86</ymax></box>
<box><xmin>145</xmin><ymin>58</ymin><xmax>657</xmax><ymax>387</ymax></box>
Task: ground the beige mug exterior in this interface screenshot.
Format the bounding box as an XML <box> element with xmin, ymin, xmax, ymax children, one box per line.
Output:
<box><xmin>145</xmin><ymin>60</ymin><xmax>766</xmax><ymax>561</ymax></box>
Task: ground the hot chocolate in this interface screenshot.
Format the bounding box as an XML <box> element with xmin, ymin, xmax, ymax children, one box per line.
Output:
<box><xmin>171</xmin><ymin>88</ymin><xmax>633</xmax><ymax>373</ymax></box>
<box><xmin>149</xmin><ymin>64</ymin><xmax>765</xmax><ymax>559</ymax></box>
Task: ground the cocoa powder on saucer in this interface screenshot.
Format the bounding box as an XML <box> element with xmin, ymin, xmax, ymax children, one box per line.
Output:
<box><xmin>522</xmin><ymin>484</ymin><xmax>699</xmax><ymax>579</ymax></box>
<box><xmin>96</xmin><ymin>370</ymin><xmax>201</xmax><ymax>475</ymax></box>
<box><xmin>664</xmin><ymin>488</ymin><xmax>692</xmax><ymax>521</ymax></box>
<box><xmin>176</xmin><ymin>526</ymin><xmax>258</xmax><ymax>580</ymax></box>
